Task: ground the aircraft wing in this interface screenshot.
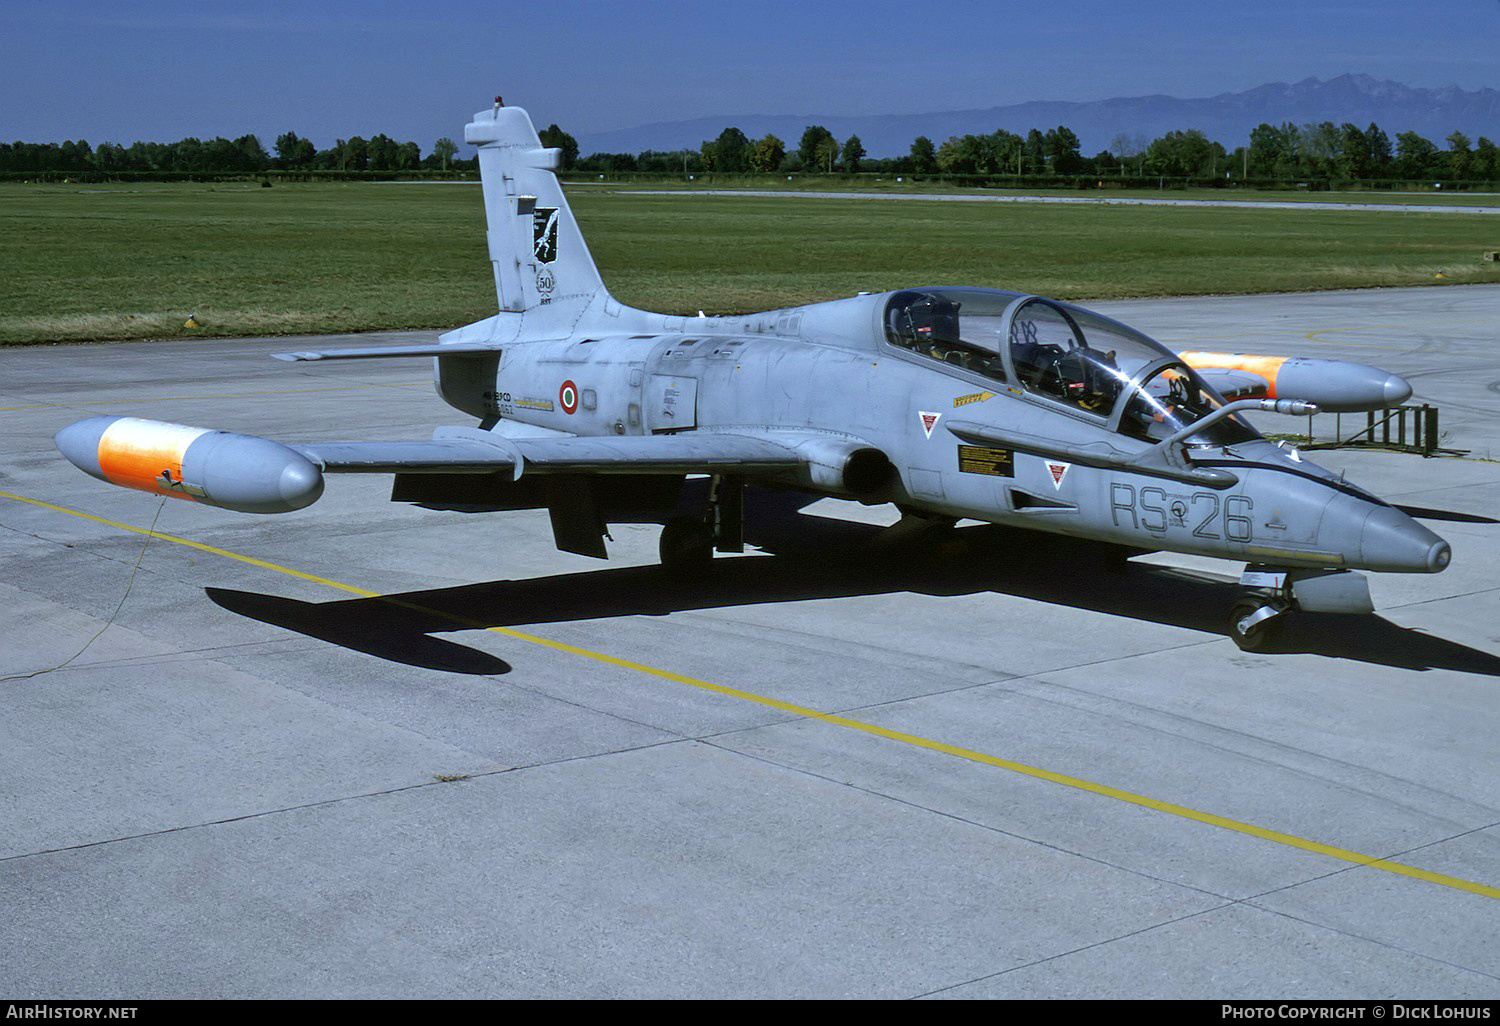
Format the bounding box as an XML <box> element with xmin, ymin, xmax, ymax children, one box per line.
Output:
<box><xmin>291</xmin><ymin>427</ymin><xmax>819</xmax><ymax>560</ymax></box>
<box><xmin>56</xmin><ymin>414</ymin><xmax>880</xmax><ymax>565</ymax></box>
<box><xmin>291</xmin><ymin>427</ymin><xmax>806</xmax><ymax>477</ymax></box>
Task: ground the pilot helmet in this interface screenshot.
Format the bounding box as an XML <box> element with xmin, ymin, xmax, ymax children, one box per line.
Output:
<box><xmin>904</xmin><ymin>293</ymin><xmax>961</xmax><ymax>344</ymax></box>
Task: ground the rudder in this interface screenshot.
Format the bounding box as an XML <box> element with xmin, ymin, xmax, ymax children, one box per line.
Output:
<box><xmin>465</xmin><ymin>100</ymin><xmax>609</xmax><ymax>328</ymax></box>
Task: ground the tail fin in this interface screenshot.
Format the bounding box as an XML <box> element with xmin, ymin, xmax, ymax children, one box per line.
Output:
<box><xmin>465</xmin><ymin>100</ymin><xmax>611</xmax><ymax>331</ymax></box>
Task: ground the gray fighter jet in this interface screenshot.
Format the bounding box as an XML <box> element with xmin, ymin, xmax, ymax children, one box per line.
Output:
<box><xmin>56</xmin><ymin>99</ymin><xmax>1450</xmax><ymax>651</ymax></box>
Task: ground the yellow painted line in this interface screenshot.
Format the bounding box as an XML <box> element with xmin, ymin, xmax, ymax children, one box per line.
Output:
<box><xmin>1</xmin><ymin>491</ymin><xmax>372</xmax><ymax>595</ymax></box>
<box><xmin>5</xmin><ymin>487</ymin><xmax>1499</xmax><ymax>902</ymax></box>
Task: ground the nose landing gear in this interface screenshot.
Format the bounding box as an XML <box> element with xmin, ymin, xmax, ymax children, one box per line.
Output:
<box><xmin>1229</xmin><ymin>596</ymin><xmax>1290</xmax><ymax>652</ymax></box>
<box><xmin>1227</xmin><ymin>566</ymin><xmax>1374</xmax><ymax>652</ymax></box>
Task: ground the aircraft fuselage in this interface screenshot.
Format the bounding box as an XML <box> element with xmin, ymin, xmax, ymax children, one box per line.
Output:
<box><xmin>54</xmin><ymin>100</ymin><xmax>1451</xmax><ymax>651</ymax></box>
<box><xmin>434</xmin><ymin>291</ymin><xmax>1447</xmax><ymax>578</ymax></box>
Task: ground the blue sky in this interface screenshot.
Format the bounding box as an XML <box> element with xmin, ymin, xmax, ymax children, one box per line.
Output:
<box><xmin>4</xmin><ymin>0</ymin><xmax>1499</xmax><ymax>151</ymax></box>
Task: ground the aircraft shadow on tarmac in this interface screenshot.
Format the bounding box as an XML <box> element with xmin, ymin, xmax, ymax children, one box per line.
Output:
<box><xmin>206</xmin><ymin>489</ymin><xmax>1500</xmax><ymax>679</ymax></box>
<box><xmin>1395</xmin><ymin>504</ymin><xmax>1500</xmax><ymax>525</ymax></box>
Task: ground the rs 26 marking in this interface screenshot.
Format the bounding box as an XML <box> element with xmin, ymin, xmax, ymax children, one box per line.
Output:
<box><xmin>1111</xmin><ymin>483</ymin><xmax>1253</xmax><ymax>542</ymax></box>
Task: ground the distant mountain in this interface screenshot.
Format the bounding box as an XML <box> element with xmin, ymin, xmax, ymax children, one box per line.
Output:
<box><xmin>576</xmin><ymin>75</ymin><xmax>1500</xmax><ymax>158</ymax></box>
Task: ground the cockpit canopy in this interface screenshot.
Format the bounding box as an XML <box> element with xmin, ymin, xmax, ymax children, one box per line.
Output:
<box><xmin>884</xmin><ymin>288</ymin><xmax>1257</xmax><ymax>446</ymax></box>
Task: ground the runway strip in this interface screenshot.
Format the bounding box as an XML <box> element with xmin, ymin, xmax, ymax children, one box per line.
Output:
<box><xmin>0</xmin><ymin>379</ymin><xmax>428</xmax><ymax>413</ymax></box>
<box><xmin>7</xmin><ymin>485</ymin><xmax>1498</xmax><ymax>903</ymax></box>
<box><xmin>624</xmin><ymin>189</ymin><xmax>1500</xmax><ymax>215</ymax></box>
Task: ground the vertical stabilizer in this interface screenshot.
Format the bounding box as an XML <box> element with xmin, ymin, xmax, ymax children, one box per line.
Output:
<box><xmin>464</xmin><ymin>100</ymin><xmax>611</xmax><ymax>334</ymax></box>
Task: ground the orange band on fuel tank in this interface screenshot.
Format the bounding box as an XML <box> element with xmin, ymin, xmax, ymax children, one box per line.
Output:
<box><xmin>96</xmin><ymin>418</ymin><xmax>210</xmax><ymax>501</ymax></box>
<box><xmin>1179</xmin><ymin>351</ymin><xmax>1291</xmax><ymax>397</ymax></box>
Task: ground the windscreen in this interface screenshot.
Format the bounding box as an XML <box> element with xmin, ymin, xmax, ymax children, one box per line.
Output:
<box><xmin>1004</xmin><ymin>296</ymin><xmax>1257</xmax><ymax>445</ymax></box>
<box><xmin>885</xmin><ymin>289</ymin><xmax>1258</xmax><ymax>446</ymax></box>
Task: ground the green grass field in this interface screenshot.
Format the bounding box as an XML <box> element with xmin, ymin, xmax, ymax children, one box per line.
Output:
<box><xmin>2</xmin><ymin>180</ymin><xmax>1499</xmax><ymax>345</ymax></box>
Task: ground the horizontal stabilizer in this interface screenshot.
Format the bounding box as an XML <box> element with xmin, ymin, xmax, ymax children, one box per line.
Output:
<box><xmin>273</xmin><ymin>342</ymin><xmax>503</xmax><ymax>362</ymax></box>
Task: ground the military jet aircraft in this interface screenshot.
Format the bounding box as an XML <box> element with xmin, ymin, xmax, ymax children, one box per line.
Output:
<box><xmin>56</xmin><ymin>99</ymin><xmax>1450</xmax><ymax>651</ymax></box>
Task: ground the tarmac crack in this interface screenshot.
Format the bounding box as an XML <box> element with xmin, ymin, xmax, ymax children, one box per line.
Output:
<box><xmin>668</xmin><ymin>607</ymin><xmax>1019</xmax><ymax>688</ymax></box>
<box><xmin>0</xmin><ymin>773</ymin><xmax>514</xmax><ymax>866</ymax></box>
<box><xmin>0</xmin><ymin>735</ymin><xmax>696</xmax><ymax>868</ymax></box>
<box><xmin>990</xmin><ymin>674</ymin><xmax>1500</xmax><ymax>828</ymax></box>
<box><xmin>1234</xmin><ymin>903</ymin><xmax>1500</xmax><ymax>987</ymax></box>
<box><xmin>693</xmin><ymin>734</ymin><xmax>1240</xmax><ymax>901</ymax></box>
<box><xmin>910</xmin><ymin>901</ymin><xmax>1245</xmax><ymax>998</ymax></box>
<box><xmin>911</xmin><ymin>892</ymin><xmax>1500</xmax><ymax>998</ymax></box>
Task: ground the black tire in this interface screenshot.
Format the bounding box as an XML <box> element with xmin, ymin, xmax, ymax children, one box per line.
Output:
<box><xmin>1101</xmin><ymin>546</ymin><xmax>1132</xmax><ymax>575</ymax></box>
<box><xmin>659</xmin><ymin>516</ymin><xmax>713</xmax><ymax>572</ymax></box>
<box><xmin>1229</xmin><ymin>598</ymin><xmax>1282</xmax><ymax>652</ymax></box>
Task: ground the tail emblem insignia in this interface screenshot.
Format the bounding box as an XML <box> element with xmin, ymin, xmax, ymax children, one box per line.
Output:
<box><xmin>533</xmin><ymin>207</ymin><xmax>559</xmax><ymax>263</ymax></box>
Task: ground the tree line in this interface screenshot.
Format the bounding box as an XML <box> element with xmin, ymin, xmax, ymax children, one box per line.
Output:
<box><xmin>0</xmin><ymin>131</ymin><xmax>473</xmax><ymax>176</ymax></box>
<box><xmin>6</xmin><ymin>118</ymin><xmax>1496</xmax><ymax>185</ymax></box>
<box><xmin>573</xmin><ymin>120</ymin><xmax>1499</xmax><ymax>185</ymax></box>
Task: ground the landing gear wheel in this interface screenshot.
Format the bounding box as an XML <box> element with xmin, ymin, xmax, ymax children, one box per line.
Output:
<box><xmin>659</xmin><ymin>516</ymin><xmax>714</xmax><ymax>573</ymax></box>
<box><xmin>1229</xmin><ymin>598</ymin><xmax>1284</xmax><ymax>653</ymax></box>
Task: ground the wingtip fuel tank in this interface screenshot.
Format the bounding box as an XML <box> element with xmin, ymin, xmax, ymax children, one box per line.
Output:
<box><xmin>1181</xmin><ymin>351</ymin><xmax>1412</xmax><ymax>413</ymax></box>
<box><xmin>55</xmin><ymin>416</ymin><xmax>324</xmax><ymax>514</ymax></box>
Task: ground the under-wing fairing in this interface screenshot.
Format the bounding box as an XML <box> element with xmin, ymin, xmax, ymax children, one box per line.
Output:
<box><xmin>56</xmin><ymin>99</ymin><xmax>1450</xmax><ymax>651</ymax></box>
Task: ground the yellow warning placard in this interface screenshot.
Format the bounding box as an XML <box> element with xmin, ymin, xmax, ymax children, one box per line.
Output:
<box><xmin>957</xmin><ymin>444</ymin><xmax>1014</xmax><ymax>477</ymax></box>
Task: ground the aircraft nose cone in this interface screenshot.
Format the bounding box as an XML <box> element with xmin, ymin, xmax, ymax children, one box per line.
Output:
<box><xmin>1360</xmin><ymin>505</ymin><xmax>1450</xmax><ymax>573</ymax></box>
<box><xmin>1382</xmin><ymin>373</ymin><xmax>1413</xmax><ymax>407</ymax></box>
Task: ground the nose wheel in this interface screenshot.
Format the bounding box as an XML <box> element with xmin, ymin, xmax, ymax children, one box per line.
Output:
<box><xmin>1228</xmin><ymin>597</ymin><xmax>1288</xmax><ymax>652</ymax></box>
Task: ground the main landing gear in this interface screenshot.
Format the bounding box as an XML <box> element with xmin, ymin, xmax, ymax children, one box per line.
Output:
<box><xmin>659</xmin><ymin>475</ymin><xmax>744</xmax><ymax>573</ymax></box>
<box><xmin>1227</xmin><ymin>566</ymin><xmax>1374</xmax><ymax>652</ymax></box>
